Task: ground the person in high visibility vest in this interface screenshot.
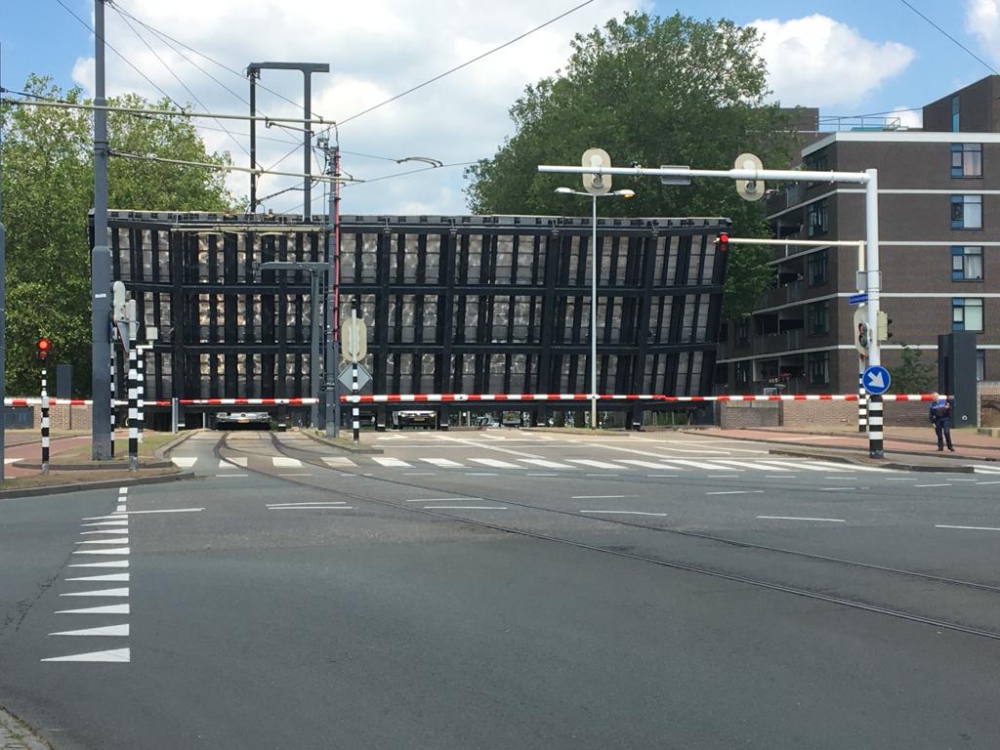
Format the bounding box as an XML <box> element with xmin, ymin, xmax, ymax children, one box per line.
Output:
<box><xmin>929</xmin><ymin>393</ymin><xmax>955</xmax><ymax>452</ymax></box>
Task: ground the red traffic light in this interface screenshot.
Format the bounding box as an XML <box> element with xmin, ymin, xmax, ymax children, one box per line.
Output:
<box><xmin>36</xmin><ymin>337</ymin><xmax>51</xmax><ymax>361</ymax></box>
<box><xmin>718</xmin><ymin>232</ymin><xmax>729</xmax><ymax>250</ymax></box>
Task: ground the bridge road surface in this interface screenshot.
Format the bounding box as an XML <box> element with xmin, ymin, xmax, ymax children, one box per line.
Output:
<box><xmin>0</xmin><ymin>429</ymin><xmax>998</xmax><ymax>749</ymax></box>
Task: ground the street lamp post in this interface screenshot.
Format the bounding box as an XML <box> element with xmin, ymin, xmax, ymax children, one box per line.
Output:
<box><xmin>554</xmin><ymin>187</ymin><xmax>635</xmax><ymax>429</ymax></box>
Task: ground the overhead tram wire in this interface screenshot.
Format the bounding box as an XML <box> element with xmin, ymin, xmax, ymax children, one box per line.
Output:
<box><xmin>108</xmin><ymin>1</ymin><xmax>302</xmax><ymax>110</ymax></box>
<box><xmin>897</xmin><ymin>0</ymin><xmax>1000</xmax><ymax>75</ymax></box>
<box><xmin>262</xmin><ymin>0</ymin><xmax>598</xmax><ymax>174</ymax></box>
<box><xmin>113</xmin><ymin>7</ymin><xmax>251</xmax><ymax>158</ymax></box>
<box><xmin>343</xmin><ymin>160</ymin><xmax>478</xmax><ymax>189</ymax></box>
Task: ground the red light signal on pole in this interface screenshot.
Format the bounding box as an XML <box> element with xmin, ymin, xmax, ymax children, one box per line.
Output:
<box><xmin>717</xmin><ymin>232</ymin><xmax>729</xmax><ymax>251</ymax></box>
<box><xmin>36</xmin><ymin>337</ymin><xmax>52</xmax><ymax>362</ymax></box>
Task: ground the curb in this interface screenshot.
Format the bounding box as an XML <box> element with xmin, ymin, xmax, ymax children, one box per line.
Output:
<box><xmin>297</xmin><ymin>430</ymin><xmax>383</xmax><ymax>454</ymax></box>
<box><xmin>0</xmin><ymin>706</ymin><xmax>50</xmax><ymax>750</ymax></box>
<box><xmin>155</xmin><ymin>429</ymin><xmax>198</xmax><ymax>460</ymax></box>
<box><xmin>18</xmin><ymin>460</ymin><xmax>173</xmax><ymax>471</ymax></box>
<box><xmin>768</xmin><ymin>448</ymin><xmax>975</xmax><ymax>474</ymax></box>
<box><xmin>0</xmin><ymin>470</ymin><xmax>197</xmax><ymax>499</ymax></box>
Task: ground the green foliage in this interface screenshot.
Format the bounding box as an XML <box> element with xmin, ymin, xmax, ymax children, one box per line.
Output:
<box><xmin>892</xmin><ymin>345</ymin><xmax>935</xmax><ymax>394</ymax></box>
<box><xmin>465</xmin><ymin>11</ymin><xmax>796</xmax><ymax>316</ymax></box>
<box><xmin>1</xmin><ymin>75</ymin><xmax>236</xmax><ymax>395</ymax></box>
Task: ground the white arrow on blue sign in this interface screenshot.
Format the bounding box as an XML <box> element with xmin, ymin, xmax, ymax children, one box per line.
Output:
<box><xmin>863</xmin><ymin>365</ymin><xmax>891</xmax><ymax>395</ymax></box>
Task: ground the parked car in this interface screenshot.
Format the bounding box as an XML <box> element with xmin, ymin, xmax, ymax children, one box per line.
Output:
<box><xmin>392</xmin><ymin>410</ymin><xmax>437</xmax><ymax>429</ymax></box>
<box><xmin>215</xmin><ymin>411</ymin><xmax>271</xmax><ymax>430</ymax></box>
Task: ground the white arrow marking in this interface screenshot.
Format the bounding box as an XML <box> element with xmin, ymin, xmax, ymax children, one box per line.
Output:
<box><xmin>60</xmin><ymin>587</ymin><xmax>129</xmax><ymax>598</ymax></box>
<box><xmin>49</xmin><ymin>624</ymin><xmax>129</xmax><ymax>637</ymax></box>
<box><xmin>68</xmin><ymin>561</ymin><xmax>129</xmax><ymax>569</ymax></box>
<box><xmin>55</xmin><ymin>604</ymin><xmax>130</xmax><ymax>615</ymax></box>
<box><xmin>42</xmin><ymin>648</ymin><xmax>130</xmax><ymax>663</ymax></box>
<box><xmin>65</xmin><ymin>573</ymin><xmax>130</xmax><ymax>583</ymax></box>
<box><xmin>76</xmin><ymin>538</ymin><xmax>129</xmax><ymax>545</ymax></box>
<box><xmin>72</xmin><ymin>547</ymin><xmax>130</xmax><ymax>556</ymax></box>
<box><xmin>866</xmin><ymin>371</ymin><xmax>886</xmax><ymax>389</ymax></box>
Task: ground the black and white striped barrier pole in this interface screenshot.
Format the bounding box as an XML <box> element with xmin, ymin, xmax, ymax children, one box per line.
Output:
<box><xmin>352</xmin><ymin>362</ymin><xmax>360</xmax><ymax>444</ymax></box>
<box><xmin>857</xmin><ymin>364</ymin><xmax>868</xmax><ymax>434</ymax></box>
<box><xmin>868</xmin><ymin>394</ymin><xmax>884</xmax><ymax>458</ymax></box>
<box><xmin>40</xmin><ymin>367</ymin><xmax>50</xmax><ymax>474</ymax></box>
<box><xmin>127</xmin><ymin>343</ymin><xmax>138</xmax><ymax>471</ymax></box>
<box><xmin>110</xmin><ymin>349</ymin><xmax>116</xmax><ymax>457</ymax></box>
<box><xmin>136</xmin><ymin>344</ymin><xmax>145</xmax><ymax>446</ymax></box>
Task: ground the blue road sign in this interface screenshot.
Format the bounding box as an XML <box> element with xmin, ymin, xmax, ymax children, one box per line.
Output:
<box><xmin>848</xmin><ymin>293</ymin><xmax>868</xmax><ymax>305</ymax></box>
<box><xmin>863</xmin><ymin>365</ymin><xmax>891</xmax><ymax>395</ymax></box>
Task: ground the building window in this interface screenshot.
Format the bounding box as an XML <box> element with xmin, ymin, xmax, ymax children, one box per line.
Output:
<box><xmin>951</xmin><ymin>143</ymin><xmax>983</xmax><ymax>178</ymax></box>
<box><xmin>809</xmin><ymin>351</ymin><xmax>829</xmax><ymax>385</ymax></box>
<box><xmin>807</xmin><ymin>199</ymin><xmax>829</xmax><ymax>237</ymax></box>
<box><xmin>807</xmin><ymin>249</ymin><xmax>828</xmax><ymax>286</ymax></box>
<box><xmin>951</xmin><ymin>195</ymin><xmax>983</xmax><ymax>229</ymax></box>
<box><xmin>735</xmin><ymin>318</ymin><xmax>750</xmax><ymax>346</ymax></box>
<box><xmin>952</xmin><ymin>246</ymin><xmax>984</xmax><ymax>281</ymax></box>
<box><xmin>735</xmin><ymin>360</ymin><xmax>751</xmax><ymax>387</ymax></box>
<box><xmin>953</xmin><ymin>298</ymin><xmax>984</xmax><ymax>332</ymax></box>
<box><xmin>805</xmin><ymin>149</ymin><xmax>828</xmax><ymax>172</ymax></box>
<box><xmin>952</xmin><ymin>96</ymin><xmax>960</xmax><ymax>132</ymax></box>
<box><xmin>977</xmin><ymin>350</ymin><xmax>986</xmax><ymax>381</ymax></box>
<box><xmin>808</xmin><ymin>300</ymin><xmax>830</xmax><ymax>335</ymax></box>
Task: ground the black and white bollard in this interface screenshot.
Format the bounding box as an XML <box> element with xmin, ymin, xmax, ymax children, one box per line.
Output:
<box><xmin>352</xmin><ymin>362</ymin><xmax>360</xmax><ymax>444</ymax></box>
<box><xmin>110</xmin><ymin>350</ymin><xmax>116</xmax><ymax>457</ymax></box>
<box><xmin>128</xmin><ymin>344</ymin><xmax>138</xmax><ymax>471</ymax></box>
<box><xmin>136</xmin><ymin>344</ymin><xmax>145</xmax><ymax>445</ymax></box>
<box><xmin>857</xmin><ymin>367</ymin><xmax>868</xmax><ymax>434</ymax></box>
<box><xmin>41</xmin><ymin>367</ymin><xmax>50</xmax><ymax>475</ymax></box>
<box><xmin>868</xmin><ymin>394</ymin><xmax>884</xmax><ymax>458</ymax></box>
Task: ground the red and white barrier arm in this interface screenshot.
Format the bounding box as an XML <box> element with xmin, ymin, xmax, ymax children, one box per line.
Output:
<box><xmin>339</xmin><ymin>393</ymin><xmax>945</xmax><ymax>404</ymax></box>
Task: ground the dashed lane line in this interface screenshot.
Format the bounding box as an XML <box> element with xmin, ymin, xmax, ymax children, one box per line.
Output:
<box><xmin>935</xmin><ymin>524</ymin><xmax>1000</xmax><ymax>532</ymax></box>
<box><xmin>757</xmin><ymin>516</ymin><xmax>846</xmax><ymax>523</ymax></box>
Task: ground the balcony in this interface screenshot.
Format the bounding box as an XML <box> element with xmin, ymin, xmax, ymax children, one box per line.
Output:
<box><xmin>760</xmin><ymin>280</ymin><xmax>804</xmax><ymax>309</ymax></box>
<box><xmin>754</xmin><ymin>329</ymin><xmax>803</xmax><ymax>356</ymax></box>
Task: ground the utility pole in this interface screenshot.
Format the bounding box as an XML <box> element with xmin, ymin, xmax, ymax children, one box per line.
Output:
<box><xmin>1</xmin><ymin>42</ymin><xmax>7</xmax><ymax>480</ymax></box>
<box><xmin>91</xmin><ymin>0</ymin><xmax>113</xmax><ymax>459</ymax></box>
<box><xmin>322</xmin><ymin>142</ymin><xmax>341</xmax><ymax>437</ymax></box>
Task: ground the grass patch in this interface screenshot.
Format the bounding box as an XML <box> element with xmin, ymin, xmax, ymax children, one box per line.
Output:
<box><xmin>51</xmin><ymin>432</ymin><xmax>179</xmax><ymax>462</ymax></box>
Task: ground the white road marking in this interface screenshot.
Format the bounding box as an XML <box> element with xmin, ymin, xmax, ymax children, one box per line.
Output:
<box><xmin>469</xmin><ymin>458</ymin><xmax>520</xmax><ymax>469</ymax></box>
<box><xmin>527</xmin><ymin>472</ymin><xmax>558</xmax><ymax>477</ymax></box>
<box><xmin>801</xmin><ymin>460</ymin><xmax>893</xmax><ymax>473</ymax></box>
<box><xmin>404</xmin><ymin>472</ymin><xmax>436</xmax><ymax>476</ymax></box>
<box><xmin>579</xmin><ymin>510</ymin><xmax>668</xmax><ymax>517</ymax></box>
<box><xmin>976</xmin><ymin>480</ymin><xmax>1000</xmax><ymax>485</ymax></box>
<box><xmin>65</xmin><ymin>573</ymin><xmax>130</xmax><ymax>583</ymax></box>
<box><xmin>267</xmin><ymin>502</ymin><xmax>348</xmax><ymax>507</ymax></box>
<box><xmin>972</xmin><ymin>465</ymin><xmax>1000</xmax><ymax>474</ymax></box>
<box><xmin>651</xmin><ymin>446</ymin><xmax>733</xmax><ymax>455</ymax></box>
<box><xmin>268</xmin><ymin>506</ymin><xmax>354</xmax><ymax>511</ymax></box>
<box><xmin>121</xmin><ymin>509</ymin><xmax>204</xmax><ymax>515</ymax></box>
<box><xmin>272</xmin><ymin>457</ymin><xmax>303</xmax><ymax>468</ymax></box>
<box><xmin>421</xmin><ymin>458</ymin><xmax>464</xmax><ymax>468</ymax></box>
<box><xmin>211</xmin><ymin>473</ymin><xmax>249</xmax><ymax>478</ymax></box>
<box><xmin>568</xmin><ymin>459</ymin><xmax>623</xmax><ymax>470</ymax></box>
<box><xmin>118</xmin><ymin>487</ymin><xmax>128</xmax><ymax>494</ymax></box>
<box><xmin>73</xmin><ymin>547</ymin><xmax>130</xmax><ymax>555</ymax></box>
<box><xmin>406</xmin><ymin>497</ymin><xmax>482</xmax><ymax>502</ymax></box>
<box><xmin>756</xmin><ymin>460</ymin><xmax>847</xmax><ymax>473</ymax></box>
<box><xmin>372</xmin><ymin>457</ymin><xmax>412</xmax><ymax>468</ymax></box>
<box><xmin>465</xmin><ymin>472</ymin><xmax>498</xmax><ymax>476</ymax></box>
<box><xmin>765</xmin><ymin>475</ymin><xmax>796</xmax><ymax>479</ymax></box>
<box><xmin>617</xmin><ymin>459</ymin><xmax>682</xmax><ymax>470</ymax></box>
<box><xmin>915</xmin><ymin>483</ymin><xmax>952</xmax><ymax>488</ymax></box>
<box><xmin>83</xmin><ymin>520</ymin><xmax>129</xmax><ymax>527</ymax></box>
<box><xmin>707</xmin><ymin>490</ymin><xmax>764</xmax><ymax>496</ymax></box>
<box><xmin>41</xmin><ymin>648</ymin><xmax>130</xmax><ymax>663</ymax></box>
<box><xmin>322</xmin><ymin>456</ymin><xmax>358</xmax><ymax>467</ymax></box>
<box><xmin>658</xmin><ymin>459</ymin><xmax>729</xmax><ymax>471</ymax></box>
<box><xmin>572</xmin><ymin>494</ymin><xmax>639</xmax><ymax>499</ymax></box>
<box><xmin>712</xmin><ymin>460</ymin><xmax>788</xmax><ymax>472</ymax></box>
<box><xmin>170</xmin><ymin>457</ymin><xmax>197</xmax><ymax>468</ymax></box>
<box><xmin>54</xmin><ymin>604</ymin><xmax>130</xmax><ymax>615</ymax></box>
<box><xmin>586</xmin><ymin>473</ymin><xmax>620</xmax><ymax>477</ymax></box>
<box><xmin>519</xmin><ymin>458</ymin><xmax>575</xmax><ymax>469</ymax></box>
<box><xmin>757</xmin><ymin>516</ymin><xmax>846</xmax><ymax>523</ymax></box>
<box><xmin>115</xmin><ymin>505</ymin><xmax>127</xmax><ymax>513</ymax></box>
<box><xmin>68</xmin><ymin>561</ymin><xmax>129</xmax><ymax>569</ymax></box>
<box><xmin>818</xmin><ymin>487</ymin><xmax>857</xmax><ymax>491</ymax></box>
<box><xmin>707</xmin><ymin>474</ymin><xmax>740</xmax><ymax>478</ymax></box>
<box><xmin>221</xmin><ymin>457</ymin><xmax>248</xmax><ymax>468</ymax></box>
<box><xmin>278</xmin><ymin>473</ymin><xmax>313</xmax><ymax>477</ymax></box>
<box><xmin>80</xmin><ymin>530</ymin><xmax>129</xmax><ymax>536</ymax></box>
<box><xmin>935</xmin><ymin>524</ymin><xmax>1000</xmax><ymax>532</ymax></box>
<box><xmin>4</xmin><ymin>458</ymin><xmax>22</xmax><ymax>464</ymax></box>
<box><xmin>60</xmin><ymin>588</ymin><xmax>129</xmax><ymax>598</ymax></box>
<box><xmin>48</xmin><ymin>624</ymin><xmax>129</xmax><ymax>637</ymax></box>
<box><xmin>77</xmin><ymin>538</ymin><xmax>129</xmax><ymax>545</ymax></box>
<box><xmin>423</xmin><ymin>505</ymin><xmax>507</xmax><ymax>510</ymax></box>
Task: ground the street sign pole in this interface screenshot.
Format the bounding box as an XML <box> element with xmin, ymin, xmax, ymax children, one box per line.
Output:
<box><xmin>863</xmin><ymin>169</ymin><xmax>883</xmax><ymax>458</ymax></box>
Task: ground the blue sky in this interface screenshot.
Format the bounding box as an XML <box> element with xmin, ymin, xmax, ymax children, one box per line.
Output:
<box><xmin>2</xmin><ymin>0</ymin><xmax>998</xmax><ymax>213</ymax></box>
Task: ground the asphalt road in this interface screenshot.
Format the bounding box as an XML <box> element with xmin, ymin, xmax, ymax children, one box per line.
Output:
<box><xmin>1</xmin><ymin>428</ymin><xmax>999</xmax><ymax>749</ymax></box>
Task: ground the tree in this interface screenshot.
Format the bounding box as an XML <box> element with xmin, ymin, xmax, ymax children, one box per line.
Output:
<box><xmin>465</xmin><ymin>12</ymin><xmax>798</xmax><ymax>316</ymax></box>
<box><xmin>1</xmin><ymin>76</ymin><xmax>236</xmax><ymax>396</ymax></box>
<box><xmin>891</xmin><ymin>345</ymin><xmax>935</xmax><ymax>394</ymax></box>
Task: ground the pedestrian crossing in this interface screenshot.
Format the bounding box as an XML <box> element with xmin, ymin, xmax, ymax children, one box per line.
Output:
<box><xmin>173</xmin><ymin>454</ymin><xmax>900</xmax><ymax>475</ymax></box>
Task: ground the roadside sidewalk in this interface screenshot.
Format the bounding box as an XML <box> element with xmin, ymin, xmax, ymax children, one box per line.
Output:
<box><xmin>702</xmin><ymin>425</ymin><xmax>1000</xmax><ymax>465</ymax></box>
<box><xmin>0</xmin><ymin>707</ymin><xmax>48</xmax><ymax>750</ymax></box>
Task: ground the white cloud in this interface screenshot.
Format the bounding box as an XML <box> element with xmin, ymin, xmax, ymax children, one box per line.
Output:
<box><xmin>890</xmin><ymin>105</ymin><xmax>923</xmax><ymax>129</ymax></box>
<box><xmin>966</xmin><ymin>0</ymin><xmax>1000</xmax><ymax>62</ymax></box>
<box><xmin>70</xmin><ymin>0</ymin><xmax>647</xmax><ymax>214</ymax></box>
<box><xmin>750</xmin><ymin>15</ymin><xmax>916</xmax><ymax>108</ymax></box>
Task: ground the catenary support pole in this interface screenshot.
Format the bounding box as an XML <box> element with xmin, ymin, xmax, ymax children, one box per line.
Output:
<box><xmin>310</xmin><ymin>270</ymin><xmax>320</xmax><ymax>428</ymax></box>
<box><xmin>0</xmin><ymin>223</ymin><xmax>6</xmax><ymax>482</ymax></box>
<box><xmin>864</xmin><ymin>169</ymin><xmax>883</xmax><ymax>458</ymax></box>
<box><xmin>40</xmin><ymin>367</ymin><xmax>50</xmax><ymax>474</ymax></box>
<box><xmin>590</xmin><ymin>193</ymin><xmax>598</xmax><ymax>430</ymax></box>
<box><xmin>91</xmin><ymin>0</ymin><xmax>112</xmax><ymax>459</ymax></box>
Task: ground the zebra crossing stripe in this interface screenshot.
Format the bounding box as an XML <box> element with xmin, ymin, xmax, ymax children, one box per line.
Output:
<box><xmin>421</xmin><ymin>458</ymin><xmax>463</xmax><ymax>467</ymax></box>
<box><xmin>616</xmin><ymin>459</ymin><xmax>684</xmax><ymax>470</ymax></box>
<box><xmin>519</xmin><ymin>459</ymin><xmax>576</xmax><ymax>469</ymax></box>
<box><xmin>567</xmin><ymin>459</ymin><xmax>623</xmax><ymax>470</ymax></box>
<box><xmin>468</xmin><ymin>458</ymin><xmax>521</xmax><ymax>469</ymax></box>
<box><xmin>372</xmin><ymin>457</ymin><xmax>412</xmax><ymax>468</ymax></box>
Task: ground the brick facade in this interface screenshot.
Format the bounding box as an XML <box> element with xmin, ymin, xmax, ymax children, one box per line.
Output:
<box><xmin>29</xmin><ymin>404</ymin><xmax>93</xmax><ymax>430</ymax></box>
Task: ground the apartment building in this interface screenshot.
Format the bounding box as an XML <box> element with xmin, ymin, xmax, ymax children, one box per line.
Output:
<box><xmin>717</xmin><ymin>76</ymin><xmax>1000</xmax><ymax>394</ymax></box>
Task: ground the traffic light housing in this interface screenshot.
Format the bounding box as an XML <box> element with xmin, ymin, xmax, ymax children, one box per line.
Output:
<box><xmin>858</xmin><ymin>322</ymin><xmax>869</xmax><ymax>351</ymax></box>
<box><xmin>877</xmin><ymin>310</ymin><xmax>893</xmax><ymax>342</ymax></box>
<box><xmin>717</xmin><ymin>232</ymin><xmax>729</xmax><ymax>252</ymax></box>
<box><xmin>36</xmin><ymin>337</ymin><xmax>52</xmax><ymax>362</ymax></box>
